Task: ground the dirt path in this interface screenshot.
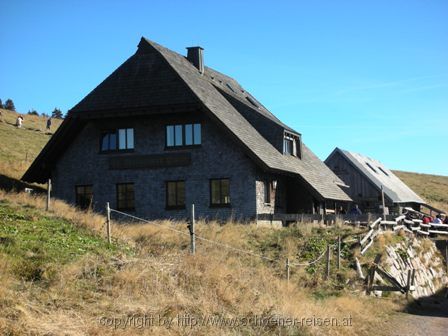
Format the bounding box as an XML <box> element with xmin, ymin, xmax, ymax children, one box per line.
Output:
<box><xmin>384</xmin><ymin>313</ymin><xmax>447</xmax><ymax>336</ymax></box>
<box><xmin>382</xmin><ymin>295</ymin><xmax>448</xmax><ymax>336</ymax></box>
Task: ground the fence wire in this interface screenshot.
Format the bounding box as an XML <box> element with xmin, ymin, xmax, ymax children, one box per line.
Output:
<box><xmin>110</xmin><ymin>208</ymin><xmax>191</xmax><ymax>237</ymax></box>
<box><xmin>109</xmin><ymin>208</ymin><xmax>334</xmax><ymax>268</ymax></box>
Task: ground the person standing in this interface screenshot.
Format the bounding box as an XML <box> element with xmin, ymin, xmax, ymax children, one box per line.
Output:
<box><xmin>46</xmin><ymin>117</ymin><xmax>52</xmax><ymax>131</ymax></box>
<box><xmin>349</xmin><ymin>204</ymin><xmax>362</xmax><ymax>215</ymax></box>
<box><xmin>16</xmin><ymin>115</ymin><xmax>23</xmax><ymax>128</ymax></box>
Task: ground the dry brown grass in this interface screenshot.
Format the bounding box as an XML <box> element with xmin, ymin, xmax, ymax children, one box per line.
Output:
<box><xmin>393</xmin><ymin>170</ymin><xmax>448</xmax><ymax>213</ymax></box>
<box><xmin>0</xmin><ymin>190</ymin><xmax>403</xmax><ymax>336</ymax></box>
<box><xmin>0</xmin><ymin>108</ymin><xmax>62</xmax><ymax>180</ymax></box>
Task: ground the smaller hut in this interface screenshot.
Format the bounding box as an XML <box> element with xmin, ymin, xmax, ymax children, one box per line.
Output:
<box><xmin>325</xmin><ymin>148</ymin><xmax>425</xmax><ymax>215</ymax></box>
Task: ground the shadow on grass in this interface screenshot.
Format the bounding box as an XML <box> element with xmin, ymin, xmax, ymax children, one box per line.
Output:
<box><xmin>0</xmin><ymin>174</ymin><xmax>45</xmax><ymax>193</ymax></box>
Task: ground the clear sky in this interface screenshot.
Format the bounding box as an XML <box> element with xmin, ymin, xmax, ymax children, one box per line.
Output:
<box><xmin>1</xmin><ymin>0</ymin><xmax>447</xmax><ymax>175</ymax></box>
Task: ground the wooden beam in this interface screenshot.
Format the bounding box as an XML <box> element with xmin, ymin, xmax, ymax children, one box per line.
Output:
<box><xmin>360</xmin><ymin>229</ymin><xmax>375</xmax><ymax>246</ymax></box>
<box><xmin>370</xmin><ymin>217</ymin><xmax>382</xmax><ymax>229</ymax></box>
<box><xmin>428</xmin><ymin>230</ymin><xmax>448</xmax><ymax>235</ymax></box>
<box><xmin>375</xmin><ymin>267</ymin><xmax>406</xmax><ymax>293</ymax></box>
<box><xmin>361</xmin><ymin>239</ymin><xmax>374</xmax><ymax>255</ymax></box>
<box><xmin>371</xmin><ymin>285</ymin><xmax>403</xmax><ymax>292</ymax></box>
<box><xmin>381</xmin><ymin>220</ymin><xmax>396</xmax><ymax>225</ymax></box>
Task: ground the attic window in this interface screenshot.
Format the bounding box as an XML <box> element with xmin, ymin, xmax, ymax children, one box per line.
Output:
<box><xmin>378</xmin><ymin>166</ymin><xmax>389</xmax><ymax>176</ymax></box>
<box><xmin>226</xmin><ymin>83</ymin><xmax>235</xmax><ymax>92</ymax></box>
<box><xmin>283</xmin><ymin>132</ymin><xmax>302</xmax><ymax>158</ymax></box>
<box><xmin>245</xmin><ymin>96</ymin><xmax>258</xmax><ymax>108</ymax></box>
<box><xmin>365</xmin><ymin>162</ymin><xmax>378</xmax><ymax>174</ymax></box>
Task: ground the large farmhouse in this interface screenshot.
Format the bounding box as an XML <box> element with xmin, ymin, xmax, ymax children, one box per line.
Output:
<box><xmin>23</xmin><ymin>38</ymin><xmax>351</xmax><ymax>221</ymax></box>
<box><xmin>325</xmin><ymin>148</ymin><xmax>425</xmax><ymax>214</ymax></box>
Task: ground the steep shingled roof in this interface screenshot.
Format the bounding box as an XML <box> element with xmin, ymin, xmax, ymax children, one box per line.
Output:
<box><xmin>22</xmin><ymin>37</ymin><xmax>351</xmax><ymax>202</ymax></box>
<box><xmin>326</xmin><ymin>148</ymin><xmax>424</xmax><ymax>204</ymax></box>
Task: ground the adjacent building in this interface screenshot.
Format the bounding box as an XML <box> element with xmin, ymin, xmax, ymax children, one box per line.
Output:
<box><xmin>22</xmin><ymin>38</ymin><xmax>351</xmax><ymax>222</ymax></box>
<box><xmin>325</xmin><ymin>148</ymin><xmax>425</xmax><ymax>214</ymax></box>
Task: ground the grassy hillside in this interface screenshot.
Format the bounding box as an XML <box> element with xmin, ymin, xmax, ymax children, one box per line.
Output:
<box><xmin>393</xmin><ymin>170</ymin><xmax>448</xmax><ymax>212</ymax></box>
<box><xmin>0</xmin><ymin>108</ymin><xmax>62</xmax><ymax>180</ymax></box>
<box><xmin>0</xmin><ymin>190</ymin><xmax>401</xmax><ymax>335</ymax></box>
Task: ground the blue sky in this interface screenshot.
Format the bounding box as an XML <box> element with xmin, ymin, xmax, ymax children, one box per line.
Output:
<box><xmin>1</xmin><ymin>0</ymin><xmax>447</xmax><ymax>175</ymax></box>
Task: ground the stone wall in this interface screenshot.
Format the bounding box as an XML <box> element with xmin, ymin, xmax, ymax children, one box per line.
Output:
<box><xmin>382</xmin><ymin>238</ymin><xmax>447</xmax><ymax>299</ymax></box>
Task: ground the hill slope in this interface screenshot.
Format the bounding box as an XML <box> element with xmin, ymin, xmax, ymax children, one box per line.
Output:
<box><xmin>393</xmin><ymin>170</ymin><xmax>448</xmax><ymax>212</ymax></box>
<box><xmin>0</xmin><ymin>190</ymin><xmax>400</xmax><ymax>335</ymax></box>
<box><xmin>0</xmin><ymin>108</ymin><xmax>62</xmax><ymax>180</ymax></box>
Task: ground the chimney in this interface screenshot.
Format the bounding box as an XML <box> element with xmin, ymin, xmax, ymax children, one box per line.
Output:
<box><xmin>186</xmin><ymin>46</ymin><xmax>204</xmax><ymax>74</ymax></box>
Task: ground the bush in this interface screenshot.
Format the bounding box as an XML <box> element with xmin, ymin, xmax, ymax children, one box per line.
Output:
<box><xmin>27</xmin><ymin>110</ymin><xmax>39</xmax><ymax>116</ymax></box>
<box><xmin>4</xmin><ymin>99</ymin><xmax>15</xmax><ymax>111</ymax></box>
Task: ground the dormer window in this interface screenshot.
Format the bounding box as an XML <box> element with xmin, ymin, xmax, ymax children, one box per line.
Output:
<box><xmin>284</xmin><ymin>136</ymin><xmax>294</xmax><ymax>155</ymax></box>
<box><xmin>283</xmin><ymin>132</ymin><xmax>302</xmax><ymax>158</ymax></box>
<box><xmin>245</xmin><ymin>96</ymin><xmax>258</xmax><ymax>108</ymax></box>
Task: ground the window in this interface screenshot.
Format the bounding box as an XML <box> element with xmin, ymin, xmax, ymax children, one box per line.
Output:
<box><xmin>116</xmin><ymin>183</ymin><xmax>135</xmax><ymax>211</ymax></box>
<box><xmin>101</xmin><ymin>132</ymin><xmax>117</xmax><ymax>152</ymax></box>
<box><xmin>175</xmin><ymin>125</ymin><xmax>183</xmax><ymax>146</ymax></box>
<box><xmin>245</xmin><ymin>96</ymin><xmax>258</xmax><ymax>108</ymax></box>
<box><xmin>75</xmin><ymin>185</ymin><xmax>93</xmax><ymax>210</ymax></box>
<box><xmin>378</xmin><ymin>167</ymin><xmax>389</xmax><ymax>176</ymax></box>
<box><xmin>119</xmin><ymin>128</ymin><xmax>134</xmax><ymax>150</ymax></box>
<box><xmin>166</xmin><ymin>181</ymin><xmax>185</xmax><ymax>209</ymax></box>
<box><xmin>210</xmin><ymin>179</ymin><xmax>230</xmax><ymax>206</ymax></box>
<box><xmin>101</xmin><ymin>128</ymin><xmax>134</xmax><ymax>152</ymax></box>
<box><xmin>166</xmin><ymin>123</ymin><xmax>201</xmax><ymax>147</ymax></box>
<box><xmin>264</xmin><ymin>180</ymin><xmax>271</xmax><ymax>204</ymax></box>
<box><xmin>283</xmin><ymin>137</ymin><xmax>294</xmax><ymax>155</ymax></box>
<box><xmin>226</xmin><ymin>83</ymin><xmax>236</xmax><ymax>93</ymax></box>
<box><xmin>365</xmin><ymin>162</ymin><xmax>378</xmax><ymax>174</ymax></box>
<box><xmin>283</xmin><ymin>132</ymin><xmax>302</xmax><ymax>158</ymax></box>
<box><xmin>185</xmin><ymin>124</ymin><xmax>193</xmax><ymax>145</ymax></box>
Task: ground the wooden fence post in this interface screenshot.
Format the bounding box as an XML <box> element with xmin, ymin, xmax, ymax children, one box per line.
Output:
<box><xmin>337</xmin><ymin>236</ymin><xmax>341</xmax><ymax>270</ymax></box>
<box><xmin>46</xmin><ymin>179</ymin><xmax>51</xmax><ymax>211</ymax></box>
<box><xmin>355</xmin><ymin>257</ymin><xmax>365</xmax><ymax>280</ymax></box>
<box><xmin>381</xmin><ymin>185</ymin><xmax>386</xmax><ymax>220</ymax></box>
<box><xmin>190</xmin><ymin>204</ymin><xmax>196</xmax><ymax>255</ymax></box>
<box><xmin>325</xmin><ymin>244</ymin><xmax>331</xmax><ymax>280</ymax></box>
<box><xmin>366</xmin><ymin>265</ymin><xmax>376</xmax><ymax>295</ymax></box>
<box><xmin>286</xmin><ymin>258</ymin><xmax>290</xmax><ymax>283</ymax></box>
<box><xmin>106</xmin><ymin>202</ymin><xmax>111</xmax><ymax>245</ymax></box>
<box><xmin>406</xmin><ymin>269</ymin><xmax>412</xmax><ymax>300</ymax></box>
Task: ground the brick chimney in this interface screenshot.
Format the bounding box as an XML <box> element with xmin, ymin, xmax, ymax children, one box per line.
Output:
<box><xmin>186</xmin><ymin>46</ymin><xmax>204</xmax><ymax>74</ymax></box>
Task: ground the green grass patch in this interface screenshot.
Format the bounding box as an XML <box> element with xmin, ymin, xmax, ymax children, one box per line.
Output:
<box><xmin>0</xmin><ymin>199</ymin><xmax>130</xmax><ymax>282</ymax></box>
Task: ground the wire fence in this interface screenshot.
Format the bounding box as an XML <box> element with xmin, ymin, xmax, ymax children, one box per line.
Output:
<box><xmin>107</xmin><ymin>204</ymin><xmax>340</xmax><ymax>280</ymax></box>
